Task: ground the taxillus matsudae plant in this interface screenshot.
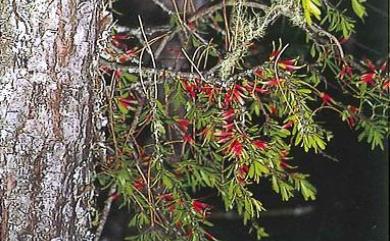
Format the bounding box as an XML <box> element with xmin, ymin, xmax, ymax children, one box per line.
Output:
<box><xmin>96</xmin><ymin>0</ymin><xmax>389</xmax><ymax>240</ymax></box>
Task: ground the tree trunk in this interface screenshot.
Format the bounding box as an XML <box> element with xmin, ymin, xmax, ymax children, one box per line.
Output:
<box><xmin>0</xmin><ymin>1</ymin><xmax>105</xmax><ymax>240</ymax></box>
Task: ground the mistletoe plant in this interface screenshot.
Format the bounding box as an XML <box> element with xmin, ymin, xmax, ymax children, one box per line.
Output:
<box><xmin>96</xmin><ymin>0</ymin><xmax>389</xmax><ymax>240</ymax></box>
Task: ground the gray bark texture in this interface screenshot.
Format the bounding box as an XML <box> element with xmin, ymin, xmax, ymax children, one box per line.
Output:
<box><xmin>0</xmin><ymin>0</ymin><xmax>107</xmax><ymax>240</ymax></box>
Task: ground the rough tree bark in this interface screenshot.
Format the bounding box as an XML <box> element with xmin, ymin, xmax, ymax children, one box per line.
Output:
<box><xmin>0</xmin><ymin>0</ymin><xmax>106</xmax><ymax>240</ymax></box>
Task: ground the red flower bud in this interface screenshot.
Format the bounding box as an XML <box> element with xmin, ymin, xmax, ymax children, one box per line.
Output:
<box><xmin>192</xmin><ymin>200</ymin><xmax>211</xmax><ymax>215</ymax></box>
<box><xmin>280</xmin><ymin>161</ymin><xmax>289</xmax><ymax>169</ymax></box>
<box><xmin>320</xmin><ymin>92</ymin><xmax>333</xmax><ymax>105</ymax></box>
<box><xmin>252</xmin><ymin>140</ymin><xmax>268</xmax><ymax>150</ymax></box>
<box><xmin>360</xmin><ymin>72</ymin><xmax>376</xmax><ymax>85</ymax></box>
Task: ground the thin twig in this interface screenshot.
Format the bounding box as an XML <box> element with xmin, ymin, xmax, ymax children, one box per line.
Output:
<box><xmin>94</xmin><ymin>185</ymin><xmax>117</xmax><ymax>241</ymax></box>
<box><xmin>152</xmin><ymin>0</ymin><xmax>174</xmax><ymax>15</ymax></box>
<box><xmin>181</xmin><ymin>48</ymin><xmax>206</xmax><ymax>81</ymax></box>
<box><xmin>189</xmin><ymin>0</ymin><xmax>268</xmax><ymax>22</ymax></box>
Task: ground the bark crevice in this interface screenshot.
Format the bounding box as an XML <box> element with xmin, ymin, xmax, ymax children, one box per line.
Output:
<box><xmin>0</xmin><ymin>0</ymin><xmax>105</xmax><ymax>240</ymax></box>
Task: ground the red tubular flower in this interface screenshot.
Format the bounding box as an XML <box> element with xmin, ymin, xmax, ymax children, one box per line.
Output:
<box><xmin>182</xmin><ymin>80</ymin><xmax>198</xmax><ymax>99</ymax></box>
<box><xmin>278</xmin><ymin>59</ymin><xmax>303</xmax><ymax>72</ymax></box>
<box><xmin>200</xmin><ymin>83</ymin><xmax>218</xmax><ymax>101</ymax></box>
<box><xmin>280</xmin><ymin>161</ymin><xmax>289</xmax><ymax>169</ymax></box>
<box><xmin>222</xmin><ymin>122</ymin><xmax>234</xmax><ymax>130</ymax></box>
<box><xmin>223</xmin><ymin>92</ymin><xmax>233</xmax><ymax>107</ymax></box>
<box><xmin>360</xmin><ymin>72</ymin><xmax>376</xmax><ymax>85</ymax></box>
<box><xmin>183</xmin><ymin>134</ymin><xmax>194</xmax><ymax>144</ymax></box>
<box><xmin>114</xmin><ymin>69</ymin><xmax>122</xmax><ymax>79</ymax></box>
<box><xmin>133</xmin><ymin>177</ymin><xmax>145</xmax><ymax>191</ymax></box>
<box><xmin>239</xmin><ymin>164</ymin><xmax>249</xmax><ymax>176</ymax></box>
<box><xmin>269</xmin><ymin>50</ymin><xmax>280</xmax><ymax>60</ymax></box>
<box><xmin>222</xmin><ymin>108</ymin><xmax>235</xmax><ymax>121</ymax></box>
<box><xmin>282</xmin><ymin>121</ymin><xmax>293</xmax><ymax>129</ymax></box>
<box><xmin>204</xmin><ymin>231</ymin><xmax>217</xmax><ymax>241</ymax></box>
<box><xmin>215</xmin><ymin>130</ymin><xmax>233</xmax><ymax>143</ymax></box>
<box><xmin>232</xmin><ymin>85</ymin><xmax>246</xmax><ymax>105</ymax></box>
<box><xmin>346</xmin><ymin>105</ymin><xmax>359</xmax><ymax>128</ymax></box>
<box><xmin>380</xmin><ymin>61</ymin><xmax>388</xmax><ymax>72</ymax></box>
<box><xmin>224</xmin><ymin>85</ymin><xmax>247</xmax><ymax>106</ymax></box>
<box><xmin>338</xmin><ymin>64</ymin><xmax>353</xmax><ymax>80</ymax></box>
<box><xmin>279</xmin><ymin>149</ymin><xmax>289</xmax><ymax>169</ymax></box>
<box><xmin>99</xmin><ymin>65</ymin><xmax>112</xmax><ymax>75</ymax></box>
<box><xmin>125</xmin><ymin>49</ymin><xmax>137</xmax><ymax>57</ymax></box>
<box><xmin>176</xmin><ymin>118</ymin><xmax>190</xmax><ymax>132</ymax></box>
<box><xmin>201</xmin><ymin>84</ymin><xmax>212</xmax><ymax>95</ymax></box>
<box><xmin>187</xmin><ymin>21</ymin><xmax>195</xmax><ymax>30</ymax></box>
<box><xmin>265</xmin><ymin>78</ymin><xmax>281</xmax><ymax>87</ymax></box>
<box><xmin>346</xmin><ymin>116</ymin><xmax>357</xmax><ymax>129</ymax></box>
<box><xmin>252</xmin><ymin>140</ymin><xmax>268</xmax><ymax>150</ymax></box>
<box><xmin>192</xmin><ymin>200</ymin><xmax>211</xmax><ymax>215</ymax></box>
<box><xmin>229</xmin><ymin>140</ymin><xmax>243</xmax><ymax>157</ymax></box>
<box><xmin>112</xmin><ymin>33</ymin><xmax>131</xmax><ymax>40</ymax></box>
<box><xmin>185</xmin><ymin>229</ymin><xmax>194</xmax><ymax>238</ymax></box>
<box><xmin>364</xmin><ymin>59</ymin><xmax>377</xmax><ymax>72</ymax></box>
<box><xmin>253</xmin><ymin>67</ymin><xmax>264</xmax><ymax>77</ymax></box>
<box><xmin>383</xmin><ymin>80</ymin><xmax>390</xmax><ymax>92</ymax></box>
<box><xmin>320</xmin><ymin>92</ymin><xmax>333</xmax><ymax>105</ymax></box>
<box><xmin>268</xmin><ymin>104</ymin><xmax>278</xmax><ymax>116</ymax></box>
<box><xmin>237</xmin><ymin>164</ymin><xmax>249</xmax><ymax>184</ymax></box>
<box><xmin>109</xmin><ymin>192</ymin><xmax>121</xmax><ymax>202</ymax></box>
<box><xmin>244</xmin><ymin>82</ymin><xmax>268</xmax><ymax>94</ymax></box>
<box><xmin>111</xmin><ymin>39</ymin><xmax>128</xmax><ymax>50</ymax></box>
<box><xmin>159</xmin><ymin>193</ymin><xmax>174</xmax><ymax>202</ymax></box>
<box><xmin>117</xmin><ymin>96</ymin><xmax>137</xmax><ymax>111</ymax></box>
<box><xmin>118</xmin><ymin>54</ymin><xmax>130</xmax><ymax>63</ymax></box>
<box><xmin>279</xmin><ymin>150</ymin><xmax>290</xmax><ymax>169</ymax></box>
<box><xmin>159</xmin><ymin>193</ymin><xmax>176</xmax><ymax>212</ymax></box>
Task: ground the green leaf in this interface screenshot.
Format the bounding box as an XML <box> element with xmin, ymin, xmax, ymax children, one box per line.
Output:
<box><xmin>300</xmin><ymin>179</ymin><xmax>317</xmax><ymax>200</ymax></box>
<box><xmin>162</xmin><ymin>174</ymin><xmax>173</xmax><ymax>189</ymax></box>
<box><xmin>254</xmin><ymin>161</ymin><xmax>269</xmax><ymax>176</ymax></box>
<box><xmin>248</xmin><ymin>164</ymin><xmax>255</xmax><ymax>178</ymax></box>
<box><xmin>302</xmin><ymin>0</ymin><xmax>322</xmax><ymax>25</ymax></box>
<box><xmin>121</xmin><ymin>73</ymin><xmax>138</xmax><ymax>82</ymax></box>
<box><xmin>351</xmin><ymin>0</ymin><xmax>367</xmax><ymax>20</ymax></box>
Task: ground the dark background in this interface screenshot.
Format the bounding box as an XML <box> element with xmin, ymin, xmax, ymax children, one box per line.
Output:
<box><xmin>102</xmin><ymin>0</ymin><xmax>389</xmax><ymax>240</ymax></box>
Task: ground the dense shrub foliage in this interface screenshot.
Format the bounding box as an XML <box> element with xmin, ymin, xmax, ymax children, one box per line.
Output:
<box><xmin>97</xmin><ymin>0</ymin><xmax>388</xmax><ymax>240</ymax></box>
